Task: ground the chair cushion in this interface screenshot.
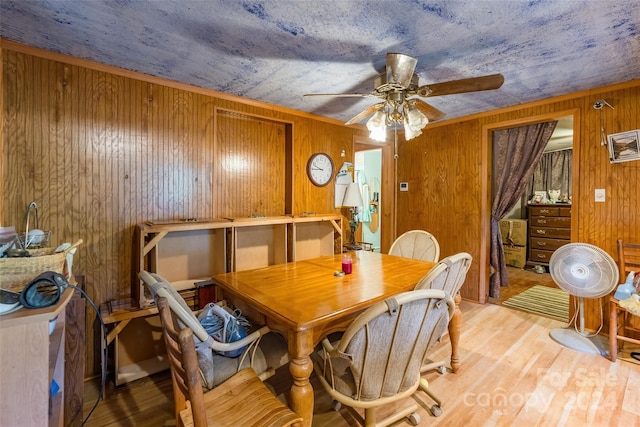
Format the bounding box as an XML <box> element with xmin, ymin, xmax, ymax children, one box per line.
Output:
<box><xmin>197</xmin><ymin>331</ymin><xmax>289</xmax><ymax>390</ymax></box>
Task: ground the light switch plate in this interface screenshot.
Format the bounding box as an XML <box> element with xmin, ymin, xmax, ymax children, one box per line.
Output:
<box><xmin>595</xmin><ymin>189</ymin><xmax>605</xmax><ymax>202</ymax></box>
<box><xmin>400</xmin><ymin>182</ymin><xmax>408</xmax><ymax>192</ymax></box>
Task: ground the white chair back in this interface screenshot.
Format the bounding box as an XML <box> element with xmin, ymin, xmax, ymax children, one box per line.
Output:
<box><xmin>389</xmin><ymin>230</ymin><xmax>440</xmax><ymax>262</ymax></box>
<box><xmin>415</xmin><ymin>252</ymin><xmax>472</xmax><ymax>298</ymax></box>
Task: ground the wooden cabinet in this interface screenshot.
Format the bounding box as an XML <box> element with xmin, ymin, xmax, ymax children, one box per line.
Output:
<box><xmin>528</xmin><ymin>205</ymin><xmax>572</xmax><ymax>266</ymax></box>
<box><xmin>0</xmin><ymin>288</ymin><xmax>77</xmax><ymax>427</ymax></box>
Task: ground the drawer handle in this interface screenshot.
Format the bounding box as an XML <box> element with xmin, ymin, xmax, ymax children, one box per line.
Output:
<box><xmin>536</xmin><ymin>229</ymin><xmax>546</xmax><ymax>235</ymax></box>
<box><xmin>540</xmin><ymin>209</ymin><xmax>550</xmax><ymax>214</ymax></box>
<box><xmin>537</xmin><ymin>254</ymin><xmax>546</xmax><ymax>259</ymax></box>
<box><xmin>538</xmin><ymin>219</ymin><xmax>547</xmax><ymax>224</ymax></box>
<box><xmin>537</xmin><ymin>242</ymin><xmax>547</xmax><ymax>246</ymax></box>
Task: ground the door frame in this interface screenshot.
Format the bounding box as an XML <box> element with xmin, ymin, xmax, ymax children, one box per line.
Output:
<box><xmin>353</xmin><ymin>135</ymin><xmax>396</xmax><ymax>253</ymax></box>
<box><xmin>479</xmin><ymin>108</ymin><xmax>581</xmax><ymax>303</ymax></box>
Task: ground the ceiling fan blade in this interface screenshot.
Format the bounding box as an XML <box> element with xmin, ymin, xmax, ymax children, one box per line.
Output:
<box><xmin>345</xmin><ymin>103</ymin><xmax>385</xmax><ymax>125</ymax></box>
<box><xmin>303</xmin><ymin>93</ymin><xmax>374</xmax><ymax>98</ymax></box>
<box><xmin>386</xmin><ymin>53</ymin><xmax>418</xmax><ymax>88</ymax></box>
<box><xmin>416</xmin><ymin>73</ymin><xmax>504</xmax><ymax>97</ymax></box>
<box><xmin>411</xmin><ymin>99</ymin><xmax>446</xmax><ymax>122</ymax></box>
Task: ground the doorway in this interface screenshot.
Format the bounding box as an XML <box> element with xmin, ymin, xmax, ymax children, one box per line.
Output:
<box><xmin>353</xmin><ymin>135</ymin><xmax>396</xmax><ymax>253</ymax></box>
<box><xmin>487</xmin><ymin>112</ymin><xmax>577</xmax><ymax>321</ymax></box>
<box><xmin>355</xmin><ymin>148</ymin><xmax>382</xmax><ymax>251</ymax></box>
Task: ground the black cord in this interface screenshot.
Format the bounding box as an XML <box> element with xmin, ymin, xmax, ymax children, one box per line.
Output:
<box><xmin>68</xmin><ymin>284</ymin><xmax>108</xmax><ymax>426</ymax></box>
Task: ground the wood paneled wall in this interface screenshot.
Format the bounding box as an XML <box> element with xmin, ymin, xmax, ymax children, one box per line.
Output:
<box><xmin>1</xmin><ymin>43</ymin><xmax>360</xmax><ymax>376</ymax></box>
<box><xmin>396</xmin><ymin>120</ymin><xmax>484</xmax><ymax>301</ymax></box>
<box><xmin>215</xmin><ymin>109</ymin><xmax>290</xmax><ymax>217</ymax></box>
<box><xmin>397</xmin><ymin>80</ymin><xmax>639</xmax><ymax>329</ymax></box>
<box><xmin>2</xmin><ymin>39</ymin><xmax>638</xmax><ymax>375</ymax></box>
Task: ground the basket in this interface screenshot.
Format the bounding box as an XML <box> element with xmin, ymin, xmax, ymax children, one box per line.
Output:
<box><xmin>0</xmin><ymin>239</ymin><xmax>82</xmax><ymax>293</ymax></box>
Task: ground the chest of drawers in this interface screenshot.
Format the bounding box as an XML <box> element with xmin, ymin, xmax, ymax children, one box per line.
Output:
<box><xmin>528</xmin><ymin>205</ymin><xmax>572</xmax><ymax>266</ymax></box>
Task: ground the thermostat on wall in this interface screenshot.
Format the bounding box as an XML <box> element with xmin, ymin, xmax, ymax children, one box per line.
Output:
<box><xmin>400</xmin><ymin>182</ymin><xmax>409</xmax><ymax>192</ymax></box>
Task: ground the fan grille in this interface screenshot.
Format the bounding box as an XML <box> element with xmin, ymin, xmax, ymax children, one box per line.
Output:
<box><xmin>549</xmin><ymin>243</ymin><xmax>619</xmax><ymax>298</ymax></box>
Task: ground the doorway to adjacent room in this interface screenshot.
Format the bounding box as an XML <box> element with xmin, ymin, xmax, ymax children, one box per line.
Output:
<box><xmin>354</xmin><ymin>148</ymin><xmax>382</xmax><ymax>252</ymax></box>
<box><xmin>488</xmin><ymin>113</ymin><xmax>576</xmax><ymax>322</ymax></box>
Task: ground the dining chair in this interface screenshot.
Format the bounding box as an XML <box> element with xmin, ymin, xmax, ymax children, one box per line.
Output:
<box><xmin>313</xmin><ymin>288</ymin><xmax>454</xmax><ymax>426</ymax></box>
<box><xmin>609</xmin><ymin>239</ymin><xmax>640</xmax><ymax>361</ymax></box>
<box><xmin>617</xmin><ymin>239</ymin><xmax>640</xmax><ymax>280</ymax></box>
<box><xmin>156</xmin><ymin>296</ymin><xmax>302</xmax><ymax>427</ymax></box>
<box><xmin>414</xmin><ymin>252</ymin><xmax>473</xmax><ymax>375</ymax></box>
<box><xmin>139</xmin><ymin>271</ymin><xmax>290</xmax><ymax>424</ymax></box>
<box><xmin>389</xmin><ymin>230</ymin><xmax>440</xmax><ymax>262</ymax></box>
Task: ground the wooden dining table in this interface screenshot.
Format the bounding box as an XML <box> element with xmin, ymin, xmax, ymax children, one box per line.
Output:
<box><xmin>212</xmin><ymin>251</ymin><xmax>454</xmax><ymax>426</ymax></box>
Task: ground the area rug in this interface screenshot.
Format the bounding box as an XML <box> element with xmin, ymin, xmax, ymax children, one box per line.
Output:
<box><xmin>503</xmin><ymin>285</ymin><xmax>569</xmax><ymax>321</ymax></box>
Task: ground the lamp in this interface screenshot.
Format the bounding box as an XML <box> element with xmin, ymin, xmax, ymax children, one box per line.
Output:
<box><xmin>366</xmin><ymin>98</ymin><xmax>428</xmax><ymax>142</ymax></box>
<box><xmin>342</xmin><ymin>182</ymin><xmax>364</xmax><ymax>246</ymax></box>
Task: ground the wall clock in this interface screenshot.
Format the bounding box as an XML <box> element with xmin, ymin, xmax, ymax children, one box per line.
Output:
<box><xmin>306</xmin><ymin>153</ymin><xmax>334</xmax><ymax>187</ymax></box>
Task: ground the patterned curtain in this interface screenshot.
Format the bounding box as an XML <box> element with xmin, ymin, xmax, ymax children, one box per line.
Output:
<box><xmin>490</xmin><ymin>121</ymin><xmax>558</xmax><ymax>298</ymax></box>
<box><xmin>528</xmin><ymin>149</ymin><xmax>573</xmax><ymax>201</ymax></box>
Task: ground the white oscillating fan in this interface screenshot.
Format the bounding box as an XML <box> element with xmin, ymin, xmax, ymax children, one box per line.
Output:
<box><xmin>548</xmin><ymin>243</ymin><xmax>619</xmax><ymax>355</ymax></box>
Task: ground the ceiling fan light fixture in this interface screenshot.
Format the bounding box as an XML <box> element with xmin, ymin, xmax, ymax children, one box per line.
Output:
<box><xmin>402</xmin><ymin>103</ymin><xmax>428</xmax><ymax>140</ymax></box>
<box><xmin>304</xmin><ymin>53</ymin><xmax>503</xmax><ymax>141</ymax></box>
<box><xmin>406</xmin><ymin>104</ymin><xmax>428</xmax><ymax>129</ymax></box>
<box><xmin>403</xmin><ymin>122</ymin><xmax>422</xmax><ymax>140</ymax></box>
<box><xmin>367</xmin><ymin>110</ymin><xmax>387</xmax><ymax>141</ymax></box>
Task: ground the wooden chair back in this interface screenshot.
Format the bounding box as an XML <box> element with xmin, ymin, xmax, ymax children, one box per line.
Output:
<box><xmin>617</xmin><ymin>239</ymin><xmax>640</xmax><ymax>281</ymax></box>
<box><xmin>157</xmin><ymin>297</ymin><xmax>207</xmax><ymax>425</ymax></box>
<box><xmin>157</xmin><ymin>297</ymin><xmax>301</xmax><ymax>427</ymax></box>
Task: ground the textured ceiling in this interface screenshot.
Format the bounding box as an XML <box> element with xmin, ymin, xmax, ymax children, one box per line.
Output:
<box><xmin>1</xmin><ymin>1</ymin><xmax>639</xmax><ymax>125</ymax></box>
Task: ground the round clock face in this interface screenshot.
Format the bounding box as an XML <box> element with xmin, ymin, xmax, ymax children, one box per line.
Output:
<box><xmin>306</xmin><ymin>153</ymin><xmax>334</xmax><ymax>187</ymax></box>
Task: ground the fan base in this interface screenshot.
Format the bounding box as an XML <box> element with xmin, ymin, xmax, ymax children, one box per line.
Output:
<box><xmin>549</xmin><ymin>328</ymin><xmax>603</xmax><ymax>355</ymax></box>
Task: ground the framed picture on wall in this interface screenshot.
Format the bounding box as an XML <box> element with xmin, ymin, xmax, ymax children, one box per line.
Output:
<box><xmin>608</xmin><ymin>130</ymin><xmax>640</xmax><ymax>163</ymax></box>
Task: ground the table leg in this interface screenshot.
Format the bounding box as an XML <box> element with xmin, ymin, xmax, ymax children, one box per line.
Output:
<box><xmin>288</xmin><ymin>331</ymin><xmax>314</xmax><ymax>427</ymax></box>
<box><xmin>609</xmin><ymin>299</ymin><xmax>618</xmax><ymax>362</ymax></box>
<box><xmin>450</xmin><ymin>293</ymin><xmax>462</xmax><ymax>373</ymax></box>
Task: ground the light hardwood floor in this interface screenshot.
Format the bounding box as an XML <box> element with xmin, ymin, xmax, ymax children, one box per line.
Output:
<box><xmin>83</xmin><ymin>297</ymin><xmax>640</xmax><ymax>426</ymax></box>
<box><xmin>499</xmin><ymin>265</ymin><xmax>558</xmax><ymax>302</ymax></box>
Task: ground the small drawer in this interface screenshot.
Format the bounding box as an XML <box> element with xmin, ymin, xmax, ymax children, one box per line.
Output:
<box><xmin>529</xmin><ymin>227</ymin><xmax>571</xmax><ymax>239</ymax></box>
<box><xmin>530</xmin><ymin>217</ymin><xmax>571</xmax><ymax>228</ymax></box>
<box><xmin>559</xmin><ymin>206</ymin><xmax>572</xmax><ymax>217</ymax></box>
<box><xmin>530</xmin><ymin>237</ymin><xmax>570</xmax><ymax>251</ymax></box>
<box><xmin>529</xmin><ymin>206</ymin><xmax>559</xmax><ymax>216</ymax></box>
<box><xmin>530</xmin><ymin>249</ymin><xmax>554</xmax><ymax>263</ymax></box>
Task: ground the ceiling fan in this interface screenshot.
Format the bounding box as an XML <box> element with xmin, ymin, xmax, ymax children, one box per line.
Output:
<box><xmin>304</xmin><ymin>53</ymin><xmax>505</xmax><ymax>140</ymax></box>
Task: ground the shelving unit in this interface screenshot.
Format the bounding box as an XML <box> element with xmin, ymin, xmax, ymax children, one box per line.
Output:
<box><xmin>289</xmin><ymin>214</ymin><xmax>343</xmax><ymax>261</ymax></box>
<box><xmin>107</xmin><ymin>214</ymin><xmax>343</xmax><ymax>386</ymax></box>
<box><xmin>100</xmin><ymin>299</ymin><xmax>165</xmax><ymax>386</ymax></box>
<box><xmin>0</xmin><ymin>288</ymin><xmax>74</xmax><ymax>427</ymax></box>
<box><xmin>133</xmin><ymin>215</ymin><xmax>343</xmax><ymax>307</ymax></box>
<box><xmin>132</xmin><ymin>219</ymin><xmax>232</xmax><ymax>308</ymax></box>
<box><xmin>232</xmin><ymin>216</ymin><xmax>291</xmax><ymax>272</ymax></box>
